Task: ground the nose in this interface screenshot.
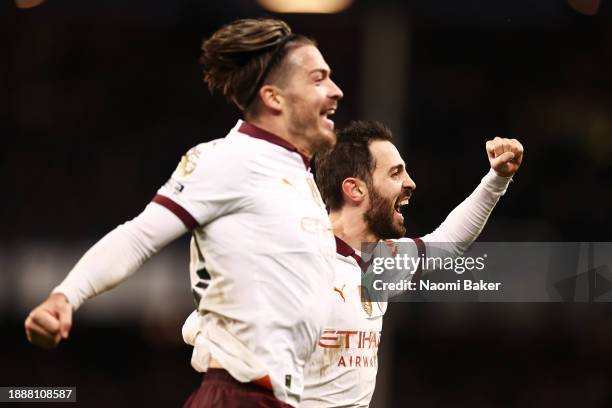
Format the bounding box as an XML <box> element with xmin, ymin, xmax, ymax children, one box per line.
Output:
<box><xmin>329</xmin><ymin>79</ymin><xmax>343</xmax><ymax>100</ymax></box>
<box><xmin>403</xmin><ymin>174</ymin><xmax>416</xmax><ymax>191</ymax></box>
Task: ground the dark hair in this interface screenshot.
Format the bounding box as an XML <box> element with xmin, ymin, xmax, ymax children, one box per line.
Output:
<box><xmin>315</xmin><ymin>120</ymin><xmax>393</xmax><ymax>211</ymax></box>
<box><xmin>200</xmin><ymin>18</ymin><xmax>315</xmax><ymax>112</ymax></box>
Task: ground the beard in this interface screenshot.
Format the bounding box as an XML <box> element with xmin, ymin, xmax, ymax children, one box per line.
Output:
<box><xmin>363</xmin><ymin>184</ymin><xmax>406</xmax><ymax>240</ymax></box>
<box><xmin>285</xmin><ymin>99</ymin><xmax>336</xmax><ymax>154</ymax></box>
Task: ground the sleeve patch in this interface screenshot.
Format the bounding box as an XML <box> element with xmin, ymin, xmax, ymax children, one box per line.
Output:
<box><xmin>176</xmin><ymin>147</ymin><xmax>201</xmax><ymax>177</ymax></box>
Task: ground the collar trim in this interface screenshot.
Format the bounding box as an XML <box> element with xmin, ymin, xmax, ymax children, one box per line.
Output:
<box><xmin>335</xmin><ymin>236</ymin><xmax>355</xmax><ymax>257</ymax></box>
<box><xmin>238</xmin><ymin>121</ymin><xmax>310</xmax><ymax>169</ymax></box>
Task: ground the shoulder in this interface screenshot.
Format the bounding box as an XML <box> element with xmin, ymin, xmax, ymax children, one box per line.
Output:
<box><xmin>191</xmin><ymin>137</ymin><xmax>247</xmax><ymax>160</ymax></box>
<box><xmin>174</xmin><ymin>136</ymin><xmax>254</xmax><ymax>180</ymax></box>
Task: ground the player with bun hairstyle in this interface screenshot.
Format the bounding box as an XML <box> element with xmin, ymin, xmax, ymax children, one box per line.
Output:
<box><xmin>24</xmin><ymin>18</ymin><xmax>343</xmax><ymax>407</ymax></box>
<box><xmin>200</xmin><ymin>18</ymin><xmax>341</xmax><ymax>156</ymax></box>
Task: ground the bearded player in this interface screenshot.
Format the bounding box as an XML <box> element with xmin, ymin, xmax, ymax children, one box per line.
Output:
<box><xmin>300</xmin><ymin>120</ymin><xmax>523</xmax><ymax>406</ymax></box>
<box><xmin>24</xmin><ymin>19</ymin><xmax>343</xmax><ymax>407</ymax></box>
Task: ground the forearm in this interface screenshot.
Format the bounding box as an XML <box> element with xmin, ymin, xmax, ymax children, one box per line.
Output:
<box><xmin>52</xmin><ymin>202</ymin><xmax>187</xmax><ymax>310</ymax></box>
<box><xmin>421</xmin><ymin>169</ymin><xmax>511</xmax><ymax>257</ymax></box>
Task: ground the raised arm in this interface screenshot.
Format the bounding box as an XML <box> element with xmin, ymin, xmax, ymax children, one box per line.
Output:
<box><xmin>421</xmin><ymin>137</ymin><xmax>524</xmax><ymax>257</ymax></box>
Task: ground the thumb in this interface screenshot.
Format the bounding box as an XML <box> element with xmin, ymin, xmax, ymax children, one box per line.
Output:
<box><xmin>58</xmin><ymin>304</ymin><xmax>72</xmax><ymax>339</ymax></box>
<box><xmin>53</xmin><ymin>296</ymin><xmax>73</xmax><ymax>339</ymax></box>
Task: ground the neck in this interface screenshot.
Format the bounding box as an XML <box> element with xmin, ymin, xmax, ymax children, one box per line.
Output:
<box><xmin>247</xmin><ymin>115</ymin><xmax>313</xmax><ymax>160</ymax></box>
<box><xmin>329</xmin><ymin>206</ymin><xmax>378</xmax><ymax>250</ymax></box>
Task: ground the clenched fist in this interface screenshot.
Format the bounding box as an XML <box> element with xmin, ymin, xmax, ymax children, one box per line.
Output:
<box><xmin>486</xmin><ymin>137</ymin><xmax>524</xmax><ymax>177</ymax></box>
<box><xmin>25</xmin><ymin>293</ymin><xmax>72</xmax><ymax>349</ymax></box>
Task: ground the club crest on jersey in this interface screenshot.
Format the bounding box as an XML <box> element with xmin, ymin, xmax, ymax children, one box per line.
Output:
<box><xmin>177</xmin><ymin>147</ymin><xmax>200</xmax><ymax>177</ymax></box>
<box><xmin>359</xmin><ymin>285</ymin><xmax>372</xmax><ymax>317</ymax></box>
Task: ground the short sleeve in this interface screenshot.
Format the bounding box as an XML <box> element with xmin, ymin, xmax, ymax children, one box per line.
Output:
<box><xmin>153</xmin><ymin>139</ymin><xmax>250</xmax><ymax>229</ymax></box>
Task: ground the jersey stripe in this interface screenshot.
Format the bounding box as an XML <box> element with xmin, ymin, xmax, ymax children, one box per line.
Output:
<box><xmin>152</xmin><ymin>194</ymin><xmax>198</xmax><ymax>229</ymax></box>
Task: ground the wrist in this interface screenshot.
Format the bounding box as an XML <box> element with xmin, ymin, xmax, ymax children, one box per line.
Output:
<box><xmin>50</xmin><ymin>292</ymin><xmax>70</xmax><ymax>304</ymax></box>
<box><xmin>483</xmin><ymin>168</ymin><xmax>512</xmax><ymax>194</ymax></box>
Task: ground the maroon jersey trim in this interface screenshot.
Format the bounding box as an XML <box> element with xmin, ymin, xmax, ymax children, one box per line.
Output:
<box><xmin>152</xmin><ymin>194</ymin><xmax>198</xmax><ymax>230</ymax></box>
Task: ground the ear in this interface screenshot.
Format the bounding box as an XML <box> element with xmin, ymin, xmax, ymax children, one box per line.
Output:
<box><xmin>341</xmin><ymin>177</ymin><xmax>368</xmax><ymax>205</ymax></box>
<box><xmin>259</xmin><ymin>84</ymin><xmax>282</xmax><ymax>113</ymax></box>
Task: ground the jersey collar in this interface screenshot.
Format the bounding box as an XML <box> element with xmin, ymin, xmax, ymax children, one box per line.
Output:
<box><xmin>239</xmin><ymin>121</ymin><xmax>311</xmax><ymax>169</ymax></box>
<box><xmin>335</xmin><ymin>236</ymin><xmax>355</xmax><ymax>257</ymax></box>
<box><xmin>335</xmin><ymin>236</ymin><xmax>368</xmax><ymax>272</ymax></box>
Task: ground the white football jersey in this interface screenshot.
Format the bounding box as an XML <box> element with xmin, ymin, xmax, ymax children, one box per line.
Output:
<box><xmin>299</xmin><ymin>168</ymin><xmax>511</xmax><ymax>407</ymax></box>
<box><xmin>300</xmin><ymin>237</ymin><xmax>423</xmax><ymax>408</ymax></box>
<box><xmin>156</xmin><ymin>120</ymin><xmax>336</xmax><ymax>407</ymax></box>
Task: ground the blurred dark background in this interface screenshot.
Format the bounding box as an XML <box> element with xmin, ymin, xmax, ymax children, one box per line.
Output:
<box><xmin>2</xmin><ymin>0</ymin><xmax>612</xmax><ymax>406</ymax></box>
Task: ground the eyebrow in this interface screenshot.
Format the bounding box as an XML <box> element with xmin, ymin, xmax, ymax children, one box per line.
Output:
<box><xmin>309</xmin><ymin>68</ymin><xmax>331</xmax><ymax>77</ymax></box>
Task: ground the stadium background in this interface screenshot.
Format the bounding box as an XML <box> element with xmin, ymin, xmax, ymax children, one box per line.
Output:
<box><xmin>2</xmin><ymin>0</ymin><xmax>612</xmax><ymax>406</ymax></box>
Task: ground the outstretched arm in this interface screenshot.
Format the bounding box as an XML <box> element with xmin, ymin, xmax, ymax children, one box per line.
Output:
<box><xmin>24</xmin><ymin>202</ymin><xmax>188</xmax><ymax>348</ymax></box>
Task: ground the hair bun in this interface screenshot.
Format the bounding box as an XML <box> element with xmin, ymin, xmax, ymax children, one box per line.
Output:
<box><xmin>201</xmin><ymin>19</ymin><xmax>293</xmax><ymax>109</ymax></box>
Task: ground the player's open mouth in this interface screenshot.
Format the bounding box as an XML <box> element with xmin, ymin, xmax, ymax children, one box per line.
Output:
<box><xmin>394</xmin><ymin>196</ymin><xmax>410</xmax><ymax>214</ymax></box>
<box><xmin>321</xmin><ymin>107</ymin><xmax>336</xmax><ymax>129</ymax></box>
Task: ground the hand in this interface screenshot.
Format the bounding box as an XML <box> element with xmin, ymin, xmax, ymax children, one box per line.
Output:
<box><xmin>25</xmin><ymin>293</ymin><xmax>73</xmax><ymax>349</ymax></box>
<box><xmin>486</xmin><ymin>137</ymin><xmax>524</xmax><ymax>177</ymax></box>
